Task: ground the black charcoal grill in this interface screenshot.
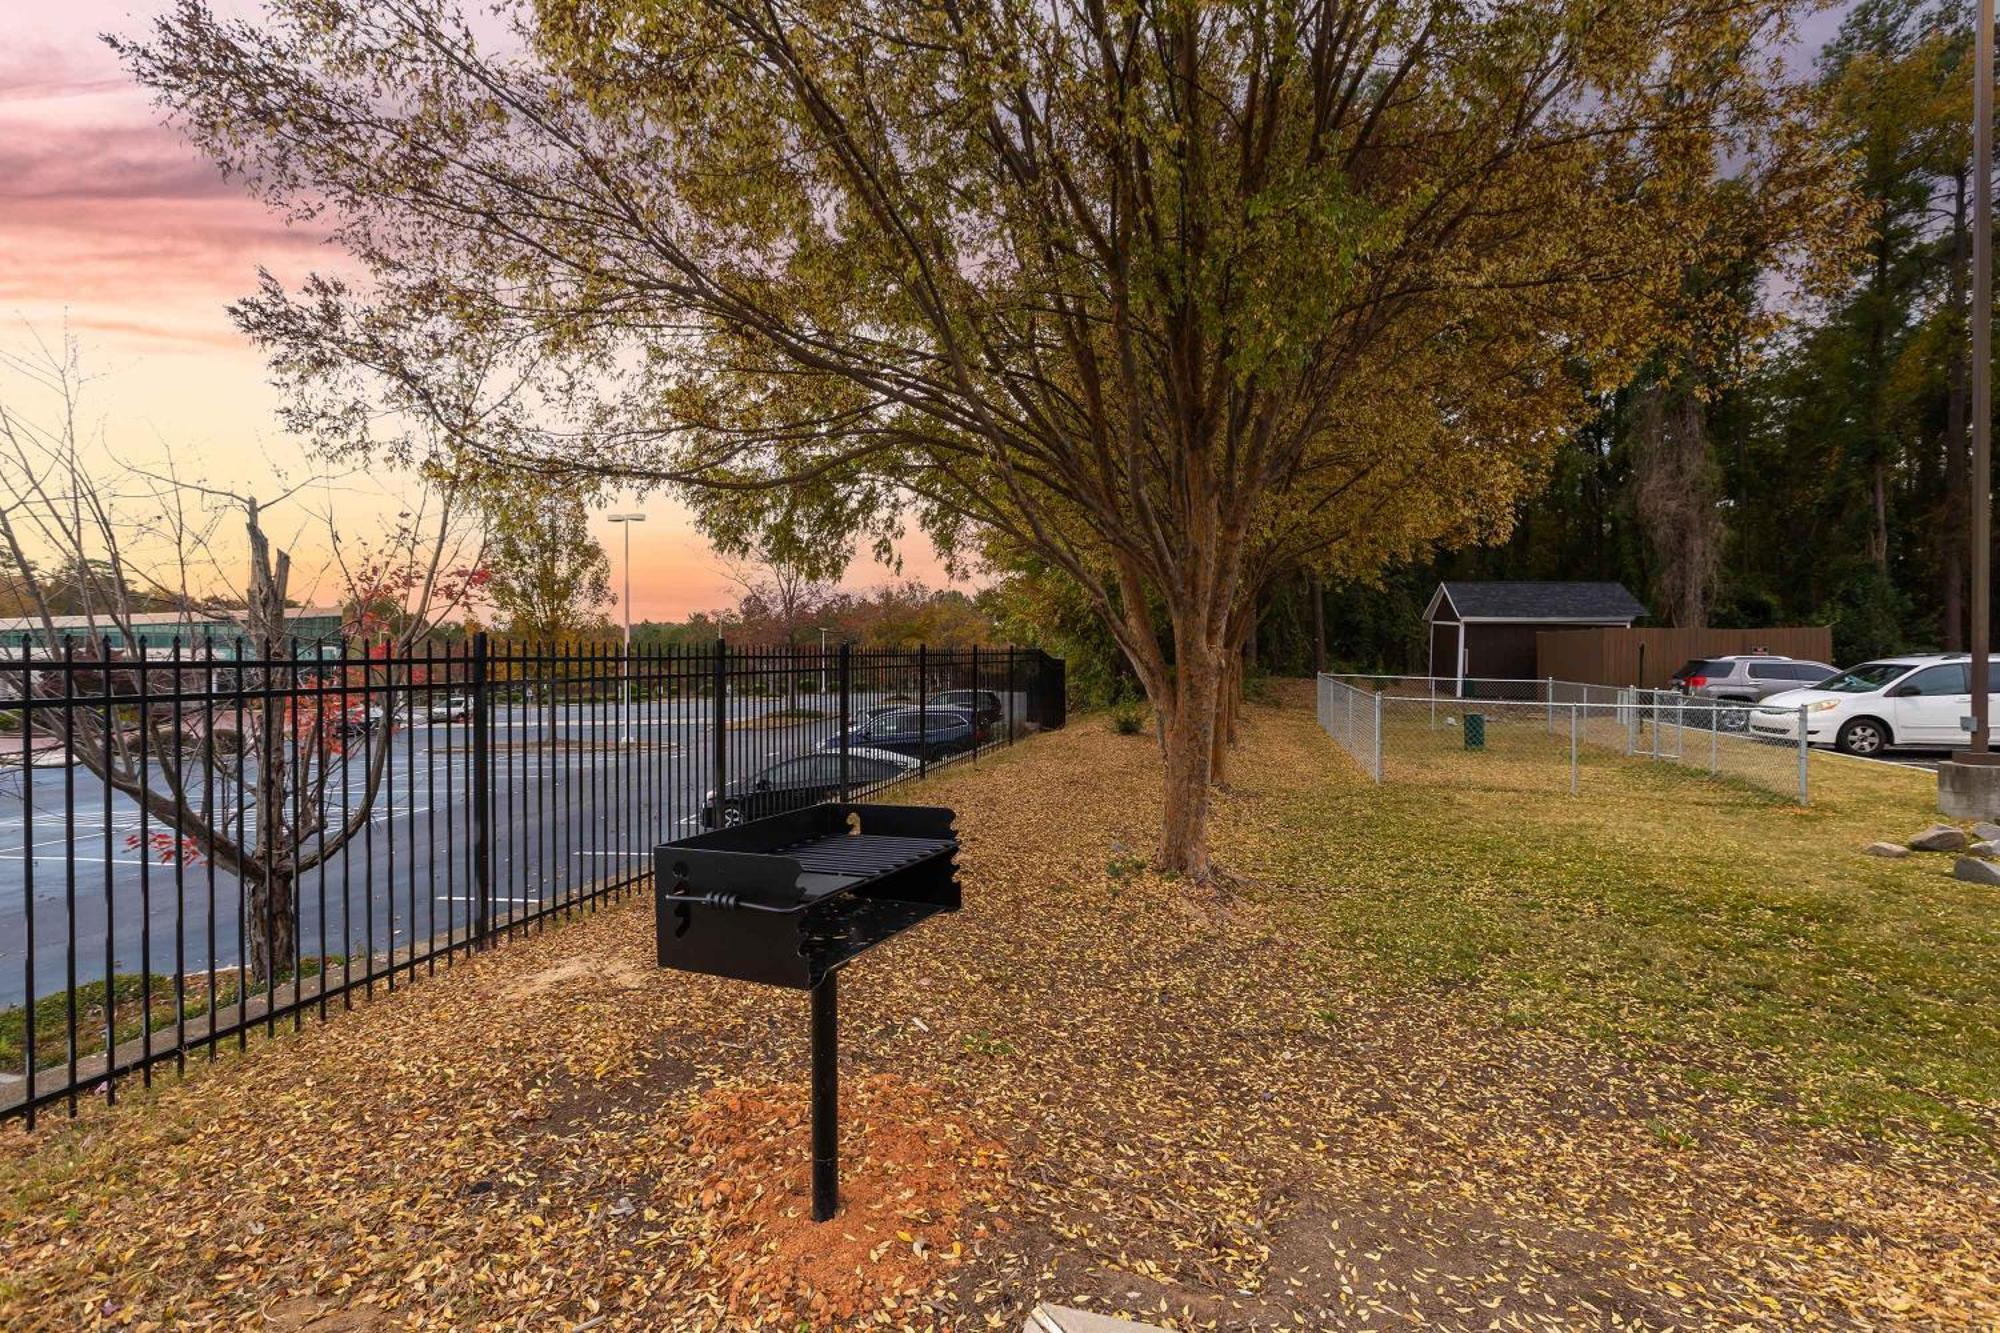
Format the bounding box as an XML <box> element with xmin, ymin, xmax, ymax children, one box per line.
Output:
<box><xmin>655</xmin><ymin>803</ymin><xmax>959</xmax><ymax>1219</ymax></box>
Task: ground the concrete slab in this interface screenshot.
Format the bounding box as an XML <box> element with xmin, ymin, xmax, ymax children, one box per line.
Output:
<box><xmin>1025</xmin><ymin>1304</ymin><xmax>1171</xmax><ymax>1333</ymax></box>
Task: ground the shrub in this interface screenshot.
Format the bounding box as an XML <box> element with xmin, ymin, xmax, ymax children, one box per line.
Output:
<box><xmin>1110</xmin><ymin>698</ymin><xmax>1145</xmax><ymax>735</ymax></box>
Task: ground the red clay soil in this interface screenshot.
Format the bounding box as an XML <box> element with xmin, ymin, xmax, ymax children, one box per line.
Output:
<box><xmin>680</xmin><ymin>1074</ymin><xmax>1010</xmax><ymax>1326</ymax></box>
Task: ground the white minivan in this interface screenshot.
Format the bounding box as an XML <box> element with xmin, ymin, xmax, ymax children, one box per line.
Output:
<box><xmin>1750</xmin><ymin>654</ymin><xmax>1995</xmax><ymax>755</ymax></box>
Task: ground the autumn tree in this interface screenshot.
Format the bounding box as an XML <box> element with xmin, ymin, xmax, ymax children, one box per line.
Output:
<box><xmin>481</xmin><ymin>484</ymin><xmax>614</xmax><ymax>641</ymax></box>
<box><xmin>122</xmin><ymin>0</ymin><xmax>1847</xmax><ymax>875</ymax></box>
<box><xmin>0</xmin><ymin>335</ymin><xmax>484</xmax><ymax>981</ymax></box>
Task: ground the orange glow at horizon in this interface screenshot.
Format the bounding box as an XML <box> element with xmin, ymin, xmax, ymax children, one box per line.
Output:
<box><xmin>0</xmin><ymin>3</ymin><xmax>967</xmax><ymax>622</ymax></box>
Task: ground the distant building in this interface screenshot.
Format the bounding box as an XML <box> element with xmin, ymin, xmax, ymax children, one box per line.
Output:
<box><xmin>1424</xmin><ymin>582</ymin><xmax>1647</xmax><ymax>693</ymax></box>
<box><xmin>0</xmin><ymin>606</ymin><xmax>347</xmax><ymax>657</ymax></box>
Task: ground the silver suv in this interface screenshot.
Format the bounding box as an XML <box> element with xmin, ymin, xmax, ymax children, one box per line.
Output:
<box><xmin>1669</xmin><ymin>654</ymin><xmax>1836</xmax><ymax>729</ymax></box>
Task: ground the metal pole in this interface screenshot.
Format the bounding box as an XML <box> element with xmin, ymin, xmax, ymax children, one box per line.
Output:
<box><xmin>471</xmin><ymin>631</ymin><xmax>492</xmax><ymax>946</ymax></box>
<box><xmin>837</xmin><ymin>644</ymin><xmax>851</xmax><ymax>801</ymax></box>
<box><xmin>622</xmin><ymin>520</ymin><xmax>631</xmax><ymax>724</ymax></box>
<box><xmin>1372</xmin><ymin>689</ymin><xmax>1383</xmax><ymax>782</ymax></box>
<box><xmin>711</xmin><ymin>640</ymin><xmax>727</xmax><ymax>826</ymax></box>
<box><xmin>810</xmin><ymin>973</ymin><xmax>840</xmax><ymax>1222</ymax></box>
<box><xmin>1710</xmin><ymin>703</ymin><xmax>1719</xmax><ymax>776</ymax></box>
<box><xmin>1798</xmin><ymin>704</ymin><xmax>1810</xmax><ymax>806</ymax></box>
<box><xmin>1570</xmin><ymin>702</ymin><xmax>1579</xmax><ymax>795</ymax></box>
<box><xmin>1974</xmin><ymin>0</ymin><xmax>1994</xmax><ymax>752</ymax></box>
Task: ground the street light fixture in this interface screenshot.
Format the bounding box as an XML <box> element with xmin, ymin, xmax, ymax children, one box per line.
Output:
<box><xmin>608</xmin><ymin>513</ymin><xmax>646</xmax><ymax>739</ymax></box>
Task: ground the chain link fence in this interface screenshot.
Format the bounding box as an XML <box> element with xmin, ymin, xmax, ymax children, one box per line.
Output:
<box><xmin>1316</xmin><ymin>674</ymin><xmax>1810</xmax><ymax>803</ymax></box>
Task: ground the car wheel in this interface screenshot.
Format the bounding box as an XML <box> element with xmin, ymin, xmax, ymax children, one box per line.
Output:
<box><xmin>720</xmin><ymin>803</ymin><xmax>745</xmax><ymax>827</ymax></box>
<box><xmin>1836</xmin><ymin>718</ymin><xmax>1887</xmax><ymax>756</ymax></box>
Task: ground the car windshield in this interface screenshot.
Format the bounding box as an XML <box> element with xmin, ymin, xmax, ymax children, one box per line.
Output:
<box><xmin>1814</xmin><ymin>662</ymin><xmax>1910</xmax><ymax>694</ymax></box>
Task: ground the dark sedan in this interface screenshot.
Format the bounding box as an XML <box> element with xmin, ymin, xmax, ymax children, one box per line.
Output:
<box><xmin>702</xmin><ymin>749</ymin><xmax>917</xmax><ymax>827</ymax></box>
<box><xmin>820</xmin><ymin>706</ymin><xmax>984</xmax><ymax>760</ymax></box>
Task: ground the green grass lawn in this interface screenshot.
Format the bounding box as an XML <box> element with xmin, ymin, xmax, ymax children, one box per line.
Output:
<box><xmin>1231</xmin><ymin>701</ymin><xmax>2000</xmax><ymax>1147</ymax></box>
<box><xmin>0</xmin><ymin>957</ymin><xmax>344</xmax><ymax>1072</ymax></box>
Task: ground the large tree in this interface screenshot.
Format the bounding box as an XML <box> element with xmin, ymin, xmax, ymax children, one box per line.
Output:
<box><xmin>121</xmin><ymin>0</ymin><xmax>1845</xmax><ymax>875</ymax></box>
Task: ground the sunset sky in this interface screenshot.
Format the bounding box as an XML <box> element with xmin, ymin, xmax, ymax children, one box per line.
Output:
<box><xmin>3</xmin><ymin>4</ymin><xmax>1845</xmax><ymax>620</ymax></box>
<box><xmin>0</xmin><ymin>1</ymin><xmax>955</xmax><ymax>621</ymax></box>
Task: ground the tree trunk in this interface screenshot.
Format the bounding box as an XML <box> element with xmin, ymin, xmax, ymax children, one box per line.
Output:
<box><xmin>1310</xmin><ymin>574</ymin><xmax>1325</xmax><ymax>675</ymax></box>
<box><xmin>248</xmin><ymin>871</ymin><xmax>299</xmax><ymax>985</ymax></box>
<box><xmin>1211</xmin><ymin>645</ymin><xmax>1242</xmax><ymax>786</ymax></box>
<box><xmin>1158</xmin><ymin>636</ymin><xmax>1224</xmax><ymax>879</ymax></box>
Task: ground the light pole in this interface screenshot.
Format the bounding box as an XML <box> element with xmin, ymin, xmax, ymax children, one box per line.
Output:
<box><xmin>1973</xmin><ymin>0</ymin><xmax>1993</xmax><ymax>753</ymax></box>
<box><xmin>1943</xmin><ymin>7</ymin><xmax>1996</xmax><ymax>819</ymax></box>
<box><xmin>608</xmin><ymin>512</ymin><xmax>646</xmax><ymax>740</ymax></box>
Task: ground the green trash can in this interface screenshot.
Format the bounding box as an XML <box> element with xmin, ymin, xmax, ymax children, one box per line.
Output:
<box><xmin>1463</xmin><ymin>712</ymin><xmax>1486</xmax><ymax>750</ymax></box>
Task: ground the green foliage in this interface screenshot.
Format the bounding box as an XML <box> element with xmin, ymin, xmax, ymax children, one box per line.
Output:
<box><xmin>478</xmin><ymin>482</ymin><xmax>614</xmax><ymax>642</ymax></box>
<box><xmin>1109</xmin><ymin>699</ymin><xmax>1146</xmax><ymax>735</ymax></box>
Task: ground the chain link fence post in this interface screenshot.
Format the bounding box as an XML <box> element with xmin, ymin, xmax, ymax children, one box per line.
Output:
<box><xmin>1570</xmin><ymin>702</ymin><xmax>1580</xmax><ymax>794</ymax></box>
<box><xmin>1372</xmin><ymin>688</ymin><xmax>1384</xmax><ymax>782</ymax></box>
<box><xmin>1797</xmin><ymin>703</ymin><xmax>1810</xmax><ymax>805</ymax></box>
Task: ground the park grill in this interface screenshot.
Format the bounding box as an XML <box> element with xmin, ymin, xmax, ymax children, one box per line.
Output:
<box><xmin>655</xmin><ymin>802</ymin><xmax>960</xmax><ymax>1219</ymax></box>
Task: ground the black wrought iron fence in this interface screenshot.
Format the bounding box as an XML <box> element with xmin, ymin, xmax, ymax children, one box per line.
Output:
<box><xmin>0</xmin><ymin>638</ymin><xmax>1064</xmax><ymax>1125</ymax></box>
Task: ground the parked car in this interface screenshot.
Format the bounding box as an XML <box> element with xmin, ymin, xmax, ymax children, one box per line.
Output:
<box><xmin>333</xmin><ymin>704</ymin><xmax>399</xmax><ymax>739</ymax></box>
<box><xmin>427</xmin><ymin>695</ymin><xmax>471</xmax><ymax>723</ymax></box>
<box><xmin>1749</xmin><ymin>654</ymin><xmax>1995</xmax><ymax>755</ymax></box>
<box><xmin>1669</xmin><ymin>654</ymin><xmax>1837</xmax><ymax>729</ymax></box>
<box><xmin>702</xmin><ymin>747</ymin><xmax>919</xmax><ymax>827</ymax></box>
<box><xmin>819</xmin><ymin>706</ymin><xmax>983</xmax><ymax>760</ymax></box>
<box><xmin>927</xmin><ymin>688</ymin><xmax>1004</xmax><ymax>729</ymax></box>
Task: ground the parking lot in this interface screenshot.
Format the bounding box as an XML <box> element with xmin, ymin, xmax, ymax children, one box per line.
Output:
<box><xmin>0</xmin><ymin>694</ymin><xmax>942</xmax><ymax>1006</ymax></box>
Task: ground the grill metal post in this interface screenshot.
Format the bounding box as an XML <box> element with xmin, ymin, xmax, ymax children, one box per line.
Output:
<box><xmin>810</xmin><ymin>973</ymin><xmax>839</xmax><ymax>1221</ymax></box>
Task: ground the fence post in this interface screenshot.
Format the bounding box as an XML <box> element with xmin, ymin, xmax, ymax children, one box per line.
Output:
<box><xmin>471</xmin><ymin>631</ymin><xmax>492</xmax><ymax>947</ymax></box>
<box><xmin>1797</xmin><ymin>703</ymin><xmax>1809</xmax><ymax>805</ymax></box>
<box><xmin>1710</xmin><ymin>705</ymin><xmax>1719</xmax><ymax>776</ymax></box>
<box><xmin>970</xmin><ymin>643</ymin><xmax>979</xmax><ymax>762</ymax></box>
<box><xmin>1005</xmin><ymin>645</ymin><xmax>1016</xmax><ymax>744</ymax></box>
<box><xmin>1626</xmin><ymin>688</ymin><xmax>1637</xmax><ymax>756</ymax></box>
<box><xmin>711</xmin><ymin>640</ymin><xmax>727</xmax><ymax>826</ymax></box>
<box><xmin>1372</xmin><ymin>689</ymin><xmax>1383</xmax><ymax>782</ymax></box>
<box><xmin>918</xmin><ymin>644</ymin><xmax>928</xmax><ymax>778</ymax></box>
<box><xmin>838</xmin><ymin>643</ymin><xmax>852</xmax><ymax>801</ymax></box>
<box><xmin>1570</xmin><ymin>702</ymin><xmax>1579</xmax><ymax>795</ymax></box>
<box><xmin>1546</xmin><ymin>677</ymin><xmax>1555</xmax><ymax>734</ymax></box>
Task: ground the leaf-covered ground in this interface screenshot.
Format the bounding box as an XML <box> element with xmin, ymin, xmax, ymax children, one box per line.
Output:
<box><xmin>1</xmin><ymin>686</ymin><xmax>1995</xmax><ymax>1330</ymax></box>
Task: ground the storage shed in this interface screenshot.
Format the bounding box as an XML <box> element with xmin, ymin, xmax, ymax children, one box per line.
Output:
<box><xmin>1424</xmin><ymin>582</ymin><xmax>1647</xmax><ymax>694</ymax></box>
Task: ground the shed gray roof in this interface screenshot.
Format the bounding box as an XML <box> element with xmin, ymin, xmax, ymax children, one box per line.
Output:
<box><xmin>1431</xmin><ymin>581</ymin><xmax>1646</xmax><ymax>623</ymax></box>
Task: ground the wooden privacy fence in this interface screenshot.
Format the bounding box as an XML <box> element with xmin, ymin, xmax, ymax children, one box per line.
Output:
<box><xmin>1536</xmin><ymin>626</ymin><xmax>1836</xmax><ymax>689</ymax></box>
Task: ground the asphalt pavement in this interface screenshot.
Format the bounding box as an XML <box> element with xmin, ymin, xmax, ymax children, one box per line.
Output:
<box><xmin>0</xmin><ymin>696</ymin><xmax>908</xmax><ymax>1006</ymax></box>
